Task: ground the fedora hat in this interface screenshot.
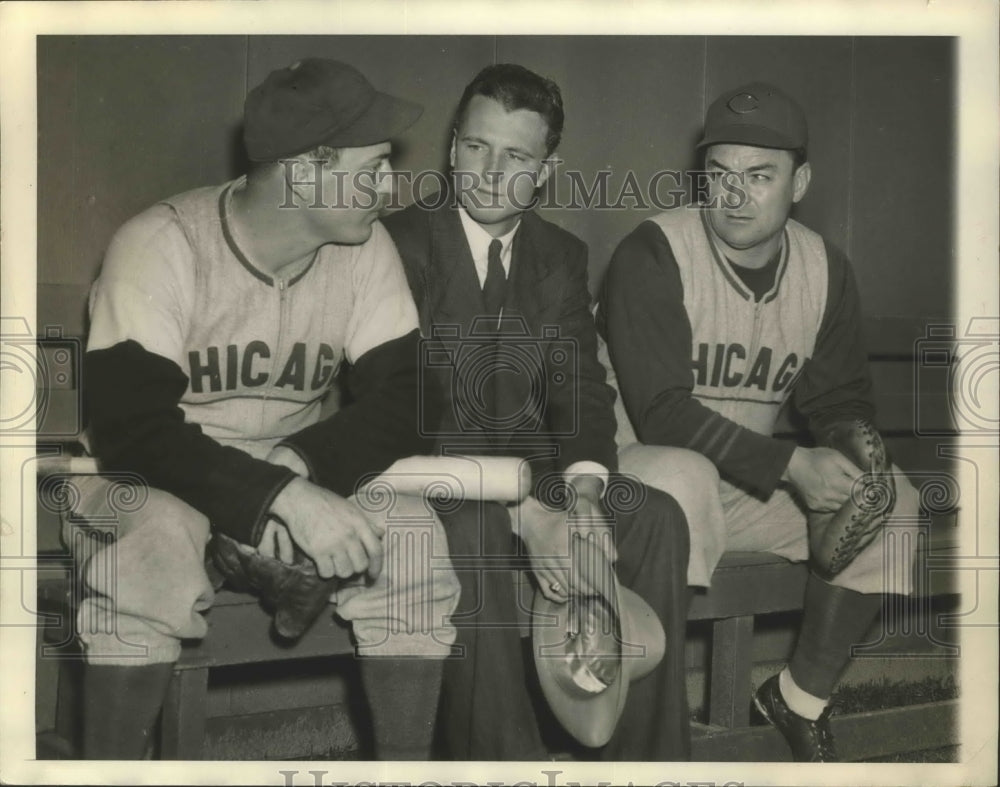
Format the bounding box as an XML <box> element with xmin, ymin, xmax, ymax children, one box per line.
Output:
<box><xmin>531</xmin><ymin>540</ymin><xmax>666</xmax><ymax>747</ymax></box>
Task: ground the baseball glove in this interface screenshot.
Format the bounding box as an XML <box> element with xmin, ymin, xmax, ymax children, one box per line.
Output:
<box><xmin>209</xmin><ymin>531</ymin><xmax>341</xmax><ymax>640</ymax></box>
<box><xmin>811</xmin><ymin>419</ymin><xmax>897</xmax><ymax>579</ymax></box>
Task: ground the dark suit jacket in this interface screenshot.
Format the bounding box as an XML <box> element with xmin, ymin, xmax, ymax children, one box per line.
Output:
<box><xmin>383</xmin><ymin>191</ymin><xmax>618</xmax><ymax>492</ymax></box>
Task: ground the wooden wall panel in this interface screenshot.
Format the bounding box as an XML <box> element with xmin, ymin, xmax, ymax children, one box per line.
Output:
<box><xmin>851</xmin><ymin>36</ymin><xmax>955</xmax><ymax>353</ymax></box>
<box><xmin>497</xmin><ymin>36</ymin><xmax>706</xmax><ymax>290</ymax></box>
<box><xmin>37</xmin><ymin>35</ymin><xmax>248</xmax><ymax>335</ymax></box>
<box><xmin>37</xmin><ymin>34</ymin><xmax>955</xmax><ymax>359</ymax></box>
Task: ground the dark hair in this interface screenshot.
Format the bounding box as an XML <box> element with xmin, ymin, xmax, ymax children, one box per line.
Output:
<box><xmin>247</xmin><ymin>143</ymin><xmax>340</xmax><ymax>185</ymax></box>
<box><xmin>453</xmin><ymin>63</ymin><xmax>564</xmax><ymax>155</ymax></box>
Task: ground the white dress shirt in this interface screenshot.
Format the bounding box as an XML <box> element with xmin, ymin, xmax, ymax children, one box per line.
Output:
<box><xmin>457</xmin><ymin>203</ymin><xmax>518</xmax><ymax>287</ymax></box>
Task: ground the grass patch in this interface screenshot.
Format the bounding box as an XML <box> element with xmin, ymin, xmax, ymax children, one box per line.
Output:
<box><xmin>863</xmin><ymin>745</ymin><xmax>959</xmax><ymax>763</ymax></box>
<box><xmin>831</xmin><ymin>674</ymin><xmax>958</xmax><ymax>715</ymax></box>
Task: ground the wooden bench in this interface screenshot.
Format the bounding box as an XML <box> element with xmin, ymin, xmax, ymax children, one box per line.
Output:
<box><xmin>686</xmin><ymin>543</ymin><xmax>960</xmax><ymax>761</ymax></box>
<box><xmin>158</xmin><ymin>590</ymin><xmax>353</xmax><ymax>759</ymax></box>
<box><xmin>688</xmin><ymin>551</ymin><xmax>808</xmax><ymax>729</ymax></box>
<box><xmin>38</xmin><ymin>462</ymin><xmax>958</xmax><ymax>761</ymax></box>
<box><xmin>41</xmin><ymin>541</ymin><xmax>959</xmax><ymax>761</ymax></box>
<box><xmin>158</xmin><ymin>553</ymin><xmax>807</xmax><ymax>759</ymax></box>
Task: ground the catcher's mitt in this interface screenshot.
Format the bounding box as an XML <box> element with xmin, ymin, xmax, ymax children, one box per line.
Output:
<box><xmin>811</xmin><ymin>419</ymin><xmax>897</xmax><ymax>579</ymax></box>
<box><xmin>209</xmin><ymin>531</ymin><xmax>341</xmax><ymax>640</ymax></box>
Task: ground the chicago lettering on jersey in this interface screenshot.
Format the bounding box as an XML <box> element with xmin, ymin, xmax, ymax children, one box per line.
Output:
<box><xmin>188</xmin><ymin>342</ymin><xmax>338</xmax><ymax>393</ymax></box>
<box><xmin>692</xmin><ymin>342</ymin><xmax>804</xmax><ymax>392</ymax></box>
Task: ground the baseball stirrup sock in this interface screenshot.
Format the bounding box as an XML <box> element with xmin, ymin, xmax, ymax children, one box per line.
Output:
<box><xmin>82</xmin><ymin>662</ymin><xmax>174</xmax><ymax>759</ymax></box>
<box><xmin>788</xmin><ymin>573</ymin><xmax>882</xmax><ymax>700</ymax></box>
<box><xmin>778</xmin><ymin>667</ymin><xmax>827</xmax><ymax>720</ymax></box>
<box><xmin>360</xmin><ymin>656</ymin><xmax>444</xmax><ymax>760</ymax></box>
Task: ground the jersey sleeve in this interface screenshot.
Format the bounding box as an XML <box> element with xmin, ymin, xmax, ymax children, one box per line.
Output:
<box><xmin>343</xmin><ymin>221</ymin><xmax>421</xmax><ymax>362</ymax></box>
<box><xmin>792</xmin><ymin>241</ymin><xmax>877</xmax><ymax>433</ymax></box>
<box><xmin>84</xmin><ymin>206</ymin><xmax>296</xmax><ymax>546</ymax></box>
<box><xmin>86</xmin><ymin>205</ymin><xmax>196</xmax><ymax>361</ymax></box>
<box><xmin>278</xmin><ymin>222</ymin><xmax>436</xmax><ymax>497</ymax></box>
<box><xmin>599</xmin><ymin>219</ymin><xmax>794</xmax><ymax>495</ymax></box>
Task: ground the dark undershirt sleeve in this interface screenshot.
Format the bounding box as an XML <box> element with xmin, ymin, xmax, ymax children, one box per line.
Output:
<box><xmin>793</xmin><ymin>241</ymin><xmax>877</xmax><ymax>434</ymax></box>
<box><xmin>278</xmin><ymin>329</ymin><xmax>439</xmax><ymax>497</ymax></box>
<box><xmin>85</xmin><ymin>341</ymin><xmax>297</xmax><ymax>547</ymax></box>
<box><xmin>599</xmin><ymin>220</ymin><xmax>794</xmax><ymax>495</ymax></box>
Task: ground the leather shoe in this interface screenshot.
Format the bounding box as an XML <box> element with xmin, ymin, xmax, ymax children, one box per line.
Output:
<box><xmin>753</xmin><ymin>674</ymin><xmax>838</xmax><ymax>762</ymax></box>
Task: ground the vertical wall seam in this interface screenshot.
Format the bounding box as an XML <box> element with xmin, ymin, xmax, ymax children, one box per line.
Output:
<box><xmin>701</xmin><ymin>36</ymin><xmax>709</xmax><ymax>125</ymax></box>
<box><xmin>846</xmin><ymin>37</ymin><xmax>857</xmax><ymax>259</ymax></box>
<box><xmin>71</xmin><ymin>40</ymin><xmax>79</xmax><ymax>286</ymax></box>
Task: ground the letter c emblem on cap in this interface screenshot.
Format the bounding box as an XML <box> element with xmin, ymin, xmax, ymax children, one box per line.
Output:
<box><xmin>727</xmin><ymin>92</ymin><xmax>759</xmax><ymax>113</ymax></box>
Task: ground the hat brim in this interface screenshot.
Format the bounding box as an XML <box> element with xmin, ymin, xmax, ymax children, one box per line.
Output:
<box><xmin>532</xmin><ymin>583</ymin><xmax>665</xmax><ymax>748</ymax></box>
<box><xmin>697</xmin><ymin>123</ymin><xmax>801</xmax><ymax>151</ymax></box>
<box><xmin>320</xmin><ymin>90</ymin><xmax>423</xmax><ymax>149</ymax></box>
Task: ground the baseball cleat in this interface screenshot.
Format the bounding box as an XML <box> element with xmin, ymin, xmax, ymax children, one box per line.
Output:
<box><xmin>753</xmin><ymin>674</ymin><xmax>838</xmax><ymax>762</ymax></box>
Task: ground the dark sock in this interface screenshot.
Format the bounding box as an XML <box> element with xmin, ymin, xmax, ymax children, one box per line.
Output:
<box><xmin>82</xmin><ymin>662</ymin><xmax>174</xmax><ymax>759</ymax></box>
<box><xmin>788</xmin><ymin>573</ymin><xmax>882</xmax><ymax>699</ymax></box>
<box><xmin>359</xmin><ymin>657</ymin><xmax>444</xmax><ymax>760</ymax></box>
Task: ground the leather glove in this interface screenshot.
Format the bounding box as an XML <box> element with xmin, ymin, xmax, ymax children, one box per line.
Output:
<box><xmin>811</xmin><ymin>419</ymin><xmax>897</xmax><ymax>578</ymax></box>
<box><xmin>209</xmin><ymin>531</ymin><xmax>341</xmax><ymax>640</ymax></box>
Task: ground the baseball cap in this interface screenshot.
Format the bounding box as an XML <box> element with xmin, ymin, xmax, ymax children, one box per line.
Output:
<box><xmin>697</xmin><ymin>82</ymin><xmax>807</xmax><ymax>153</ymax></box>
<box><xmin>244</xmin><ymin>58</ymin><xmax>423</xmax><ymax>162</ymax></box>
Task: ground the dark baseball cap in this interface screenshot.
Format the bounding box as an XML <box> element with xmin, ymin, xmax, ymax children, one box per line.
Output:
<box><xmin>697</xmin><ymin>82</ymin><xmax>807</xmax><ymax>153</ymax></box>
<box><xmin>244</xmin><ymin>58</ymin><xmax>423</xmax><ymax>162</ymax></box>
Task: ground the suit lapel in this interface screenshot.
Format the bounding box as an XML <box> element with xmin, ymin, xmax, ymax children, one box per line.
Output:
<box><xmin>426</xmin><ymin>204</ymin><xmax>487</xmax><ymax>330</ymax></box>
<box><xmin>507</xmin><ymin>212</ymin><xmax>560</xmax><ymax>323</ymax></box>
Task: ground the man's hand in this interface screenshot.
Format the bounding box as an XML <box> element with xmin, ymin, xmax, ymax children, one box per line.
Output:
<box><xmin>256</xmin><ymin>446</ymin><xmax>311</xmax><ymax>566</ymax></box>
<box><xmin>257</xmin><ymin>517</ymin><xmax>296</xmax><ymax>564</ymax></box>
<box><xmin>783</xmin><ymin>446</ymin><xmax>863</xmax><ymax>512</ymax></box>
<box><xmin>567</xmin><ymin>474</ymin><xmax>618</xmax><ymax>564</ymax></box>
<box><xmin>267</xmin><ymin>445</ymin><xmax>310</xmax><ymax>478</ymax></box>
<box><xmin>269</xmin><ymin>478</ymin><xmax>384</xmax><ymax>581</ymax></box>
<box><xmin>515</xmin><ymin>488</ymin><xmax>615</xmax><ymax>605</ymax></box>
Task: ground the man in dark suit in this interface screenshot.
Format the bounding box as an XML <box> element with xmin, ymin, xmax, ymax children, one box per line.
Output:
<box><xmin>384</xmin><ymin>64</ymin><xmax>691</xmax><ymax>761</ymax></box>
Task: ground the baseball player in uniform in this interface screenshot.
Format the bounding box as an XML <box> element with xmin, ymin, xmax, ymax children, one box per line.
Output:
<box><xmin>72</xmin><ymin>59</ymin><xmax>459</xmax><ymax>760</ymax></box>
<box><xmin>598</xmin><ymin>82</ymin><xmax>920</xmax><ymax>761</ymax></box>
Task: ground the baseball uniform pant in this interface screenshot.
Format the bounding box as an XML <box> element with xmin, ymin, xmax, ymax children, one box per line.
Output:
<box><xmin>619</xmin><ymin>443</ymin><xmax>921</xmax><ymax>595</ymax></box>
<box><xmin>63</xmin><ymin>474</ymin><xmax>460</xmax><ymax>665</ymax></box>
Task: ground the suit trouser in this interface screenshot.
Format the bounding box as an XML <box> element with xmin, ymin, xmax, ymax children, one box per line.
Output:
<box><xmin>436</xmin><ymin>476</ymin><xmax>691</xmax><ymax>761</ymax></box>
<box><xmin>64</xmin><ymin>475</ymin><xmax>460</xmax><ymax>664</ymax></box>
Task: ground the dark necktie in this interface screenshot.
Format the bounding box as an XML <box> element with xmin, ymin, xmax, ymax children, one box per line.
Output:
<box><xmin>482</xmin><ymin>239</ymin><xmax>506</xmax><ymax>319</ymax></box>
